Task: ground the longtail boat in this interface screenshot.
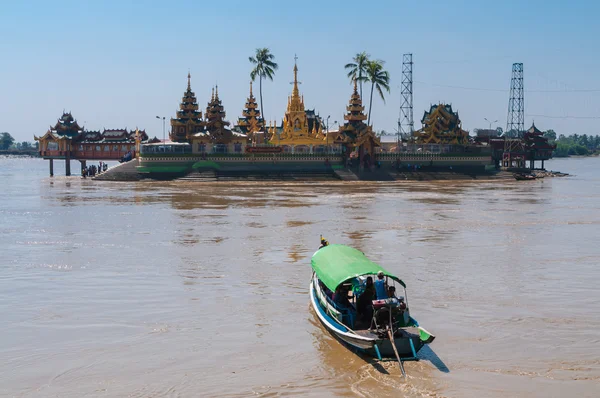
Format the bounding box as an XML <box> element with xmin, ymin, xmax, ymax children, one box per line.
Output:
<box><xmin>514</xmin><ymin>173</ymin><xmax>536</xmax><ymax>181</ymax></box>
<box><xmin>309</xmin><ymin>242</ymin><xmax>435</xmax><ymax>374</ymax></box>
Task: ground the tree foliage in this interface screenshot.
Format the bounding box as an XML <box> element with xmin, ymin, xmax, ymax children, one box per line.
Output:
<box><xmin>364</xmin><ymin>59</ymin><xmax>390</xmax><ymax>126</ymax></box>
<box><xmin>344</xmin><ymin>52</ymin><xmax>370</xmax><ymax>98</ymax></box>
<box><xmin>249</xmin><ymin>48</ymin><xmax>278</xmax><ymax>123</ymax></box>
<box><xmin>550</xmin><ymin>131</ymin><xmax>600</xmax><ymax>157</ymax></box>
<box><xmin>1</xmin><ymin>132</ymin><xmax>15</xmax><ymax>150</ymax></box>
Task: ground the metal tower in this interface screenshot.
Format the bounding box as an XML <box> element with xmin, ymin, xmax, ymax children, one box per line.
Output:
<box><xmin>503</xmin><ymin>63</ymin><xmax>525</xmax><ymax>167</ymax></box>
<box><xmin>398</xmin><ymin>53</ymin><xmax>414</xmax><ymax>147</ymax></box>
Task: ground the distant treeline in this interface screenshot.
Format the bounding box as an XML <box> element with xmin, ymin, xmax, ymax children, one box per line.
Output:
<box><xmin>1</xmin><ymin>132</ymin><xmax>38</xmax><ymax>151</ymax></box>
<box><xmin>542</xmin><ymin>130</ymin><xmax>600</xmax><ymax>157</ymax></box>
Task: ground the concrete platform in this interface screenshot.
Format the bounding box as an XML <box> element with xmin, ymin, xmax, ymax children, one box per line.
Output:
<box><xmin>93</xmin><ymin>159</ymin><xmax>142</xmax><ymax>181</ymax></box>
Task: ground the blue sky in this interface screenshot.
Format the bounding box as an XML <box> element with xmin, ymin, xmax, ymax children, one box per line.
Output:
<box><xmin>1</xmin><ymin>0</ymin><xmax>599</xmax><ymax>142</ymax></box>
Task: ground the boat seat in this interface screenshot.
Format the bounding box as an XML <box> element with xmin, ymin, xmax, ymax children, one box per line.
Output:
<box><xmin>339</xmin><ymin>307</ymin><xmax>356</xmax><ymax>329</ymax></box>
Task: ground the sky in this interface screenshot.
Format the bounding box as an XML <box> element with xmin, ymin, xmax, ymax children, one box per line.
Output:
<box><xmin>1</xmin><ymin>0</ymin><xmax>599</xmax><ymax>142</ymax></box>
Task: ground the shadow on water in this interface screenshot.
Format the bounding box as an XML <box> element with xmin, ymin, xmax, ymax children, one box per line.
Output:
<box><xmin>308</xmin><ymin>309</ymin><xmax>449</xmax><ymax>377</ymax></box>
<box><xmin>418</xmin><ymin>344</ymin><xmax>450</xmax><ymax>373</ymax></box>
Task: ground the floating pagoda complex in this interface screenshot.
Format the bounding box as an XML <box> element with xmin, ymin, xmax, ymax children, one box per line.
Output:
<box><xmin>34</xmin><ymin>56</ymin><xmax>558</xmax><ymax>180</ymax></box>
<box><xmin>412</xmin><ymin>104</ymin><xmax>470</xmax><ymax>145</ymax></box>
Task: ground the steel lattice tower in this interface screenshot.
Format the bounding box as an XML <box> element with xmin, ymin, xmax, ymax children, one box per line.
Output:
<box><xmin>503</xmin><ymin>63</ymin><xmax>525</xmax><ymax>166</ymax></box>
<box><xmin>398</xmin><ymin>54</ymin><xmax>414</xmax><ymax>146</ymax></box>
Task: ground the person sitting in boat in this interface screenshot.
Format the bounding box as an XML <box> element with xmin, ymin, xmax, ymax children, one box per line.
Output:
<box><xmin>375</xmin><ymin>271</ymin><xmax>388</xmax><ymax>300</ymax></box>
<box><xmin>387</xmin><ymin>285</ymin><xmax>397</xmax><ymax>299</ymax></box>
<box><xmin>356</xmin><ymin>276</ymin><xmax>376</xmax><ymax>322</ymax></box>
<box><xmin>333</xmin><ymin>285</ymin><xmax>351</xmax><ymax>309</ymax></box>
<box><xmin>319</xmin><ymin>280</ymin><xmax>333</xmax><ymax>299</ymax></box>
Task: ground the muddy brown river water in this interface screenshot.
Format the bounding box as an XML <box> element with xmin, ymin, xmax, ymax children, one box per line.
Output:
<box><xmin>1</xmin><ymin>156</ymin><xmax>599</xmax><ymax>397</ymax></box>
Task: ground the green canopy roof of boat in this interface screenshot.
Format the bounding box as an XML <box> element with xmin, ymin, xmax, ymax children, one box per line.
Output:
<box><xmin>311</xmin><ymin>244</ymin><xmax>405</xmax><ymax>292</ymax></box>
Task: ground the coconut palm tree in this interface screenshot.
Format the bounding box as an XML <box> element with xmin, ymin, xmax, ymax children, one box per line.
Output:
<box><xmin>249</xmin><ymin>48</ymin><xmax>278</xmax><ymax>123</ymax></box>
<box><xmin>364</xmin><ymin>60</ymin><xmax>390</xmax><ymax>126</ymax></box>
<box><xmin>344</xmin><ymin>52</ymin><xmax>370</xmax><ymax>98</ymax></box>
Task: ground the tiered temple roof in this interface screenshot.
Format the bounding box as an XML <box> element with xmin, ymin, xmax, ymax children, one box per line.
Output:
<box><xmin>236</xmin><ymin>81</ymin><xmax>264</xmax><ymax>141</ymax></box>
<box><xmin>205</xmin><ymin>87</ymin><xmax>228</xmax><ymax>127</ymax></box>
<box><xmin>413</xmin><ymin>104</ymin><xmax>470</xmax><ymax>145</ymax></box>
<box><xmin>170</xmin><ymin>73</ymin><xmax>204</xmax><ymax>142</ymax></box>
<box><xmin>332</xmin><ymin>79</ymin><xmax>380</xmax><ymax>149</ymax></box>
<box><xmin>272</xmin><ymin>59</ymin><xmax>325</xmax><ymax>145</ymax></box>
<box><xmin>47</xmin><ymin>112</ymin><xmax>84</xmax><ymax>139</ymax></box>
<box><xmin>73</xmin><ymin>128</ymin><xmax>148</xmax><ymax>143</ymax></box>
<box><xmin>524</xmin><ymin>122</ymin><xmax>556</xmax><ymax>155</ymax></box>
<box><xmin>34</xmin><ymin>112</ymin><xmax>148</xmax><ymax>145</ymax></box>
<box><xmin>189</xmin><ymin>86</ymin><xmax>246</xmax><ymax>145</ymax></box>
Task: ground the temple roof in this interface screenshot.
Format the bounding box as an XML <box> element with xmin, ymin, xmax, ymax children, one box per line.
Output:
<box><xmin>413</xmin><ymin>103</ymin><xmax>470</xmax><ymax>145</ymax></box>
<box><xmin>39</xmin><ymin>113</ymin><xmax>147</xmax><ymax>144</ymax></box>
<box><xmin>344</xmin><ymin>79</ymin><xmax>367</xmax><ymax>122</ymax></box>
<box><xmin>236</xmin><ymin>81</ymin><xmax>264</xmax><ymax>136</ymax></box>
<box><xmin>51</xmin><ymin>112</ymin><xmax>84</xmax><ymax>137</ymax></box>
<box><xmin>526</xmin><ymin>122</ymin><xmax>544</xmax><ymax>135</ymax></box>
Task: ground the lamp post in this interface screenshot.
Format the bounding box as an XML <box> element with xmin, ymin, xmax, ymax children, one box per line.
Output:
<box><xmin>156</xmin><ymin>116</ymin><xmax>166</xmax><ymax>142</ymax></box>
<box><xmin>484</xmin><ymin>118</ymin><xmax>498</xmax><ymax>130</ymax></box>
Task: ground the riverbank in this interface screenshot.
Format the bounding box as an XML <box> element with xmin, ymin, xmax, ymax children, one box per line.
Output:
<box><xmin>0</xmin><ymin>150</ymin><xmax>39</xmax><ymax>157</ymax></box>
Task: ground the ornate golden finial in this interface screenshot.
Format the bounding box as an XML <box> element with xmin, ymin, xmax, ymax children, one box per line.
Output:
<box><xmin>187</xmin><ymin>71</ymin><xmax>191</xmax><ymax>90</ymax></box>
<box><xmin>211</xmin><ymin>87</ymin><xmax>215</xmax><ymax>102</ymax></box>
<box><xmin>249</xmin><ymin>81</ymin><xmax>253</xmax><ymax>97</ymax></box>
<box><xmin>215</xmin><ymin>85</ymin><xmax>219</xmax><ymax>100</ymax></box>
<box><xmin>291</xmin><ymin>55</ymin><xmax>301</xmax><ymax>100</ymax></box>
<box><xmin>353</xmin><ymin>78</ymin><xmax>358</xmax><ymax>93</ymax></box>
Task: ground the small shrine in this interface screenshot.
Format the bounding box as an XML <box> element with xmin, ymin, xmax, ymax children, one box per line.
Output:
<box><xmin>35</xmin><ymin>112</ymin><xmax>84</xmax><ymax>154</ymax></box>
<box><xmin>34</xmin><ymin>112</ymin><xmax>147</xmax><ymax>176</ymax></box>
<box><xmin>523</xmin><ymin>122</ymin><xmax>556</xmax><ymax>169</ymax></box>
<box><xmin>331</xmin><ymin>79</ymin><xmax>380</xmax><ymax>165</ymax></box>
<box><xmin>413</xmin><ymin>104</ymin><xmax>470</xmax><ymax>145</ymax></box>
<box><xmin>170</xmin><ymin>73</ymin><xmax>204</xmax><ymax>142</ymax></box>
<box><xmin>236</xmin><ymin>81</ymin><xmax>265</xmax><ymax>144</ymax></box>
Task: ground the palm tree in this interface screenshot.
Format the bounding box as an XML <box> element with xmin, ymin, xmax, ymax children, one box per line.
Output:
<box><xmin>249</xmin><ymin>48</ymin><xmax>278</xmax><ymax>123</ymax></box>
<box><xmin>345</xmin><ymin>52</ymin><xmax>370</xmax><ymax>98</ymax></box>
<box><xmin>364</xmin><ymin>60</ymin><xmax>390</xmax><ymax>126</ymax></box>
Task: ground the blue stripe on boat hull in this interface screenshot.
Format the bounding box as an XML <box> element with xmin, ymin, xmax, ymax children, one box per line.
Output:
<box><xmin>309</xmin><ymin>281</ymin><xmax>375</xmax><ymax>351</ymax></box>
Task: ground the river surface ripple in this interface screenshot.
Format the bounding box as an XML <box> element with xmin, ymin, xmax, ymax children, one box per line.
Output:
<box><xmin>1</xmin><ymin>156</ymin><xmax>599</xmax><ymax>397</ymax></box>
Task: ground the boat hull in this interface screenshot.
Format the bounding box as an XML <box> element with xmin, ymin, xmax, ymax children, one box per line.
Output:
<box><xmin>309</xmin><ymin>279</ymin><xmax>429</xmax><ymax>358</ymax></box>
<box><xmin>309</xmin><ymin>280</ymin><xmax>376</xmax><ymax>351</ymax></box>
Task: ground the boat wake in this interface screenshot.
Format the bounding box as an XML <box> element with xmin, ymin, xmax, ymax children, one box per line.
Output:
<box><xmin>350</xmin><ymin>360</ymin><xmax>445</xmax><ymax>398</ymax></box>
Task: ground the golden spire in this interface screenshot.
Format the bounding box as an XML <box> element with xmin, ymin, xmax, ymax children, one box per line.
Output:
<box><xmin>292</xmin><ymin>54</ymin><xmax>300</xmax><ymax>99</ymax></box>
<box><xmin>211</xmin><ymin>87</ymin><xmax>215</xmax><ymax>102</ymax></box>
<box><xmin>249</xmin><ymin>81</ymin><xmax>253</xmax><ymax>97</ymax></box>
<box><xmin>187</xmin><ymin>71</ymin><xmax>191</xmax><ymax>90</ymax></box>
<box><xmin>215</xmin><ymin>85</ymin><xmax>219</xmax><ymax>100</ymax></box>
<box><xmin>353</xmin><ymin>77</ymin><xmax>358</xmax><ymax>93</ymax></box>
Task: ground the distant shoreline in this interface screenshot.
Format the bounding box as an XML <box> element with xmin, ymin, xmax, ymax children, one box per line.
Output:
<box><xmin>0</xmin><ymin>150</ymin><xmax>39</xmax><ymax>157</ymax></box>
<box><xmin>554</xmin><ymin>153</ymin><xmax>599</xmax><ymax>158</ymax></box>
